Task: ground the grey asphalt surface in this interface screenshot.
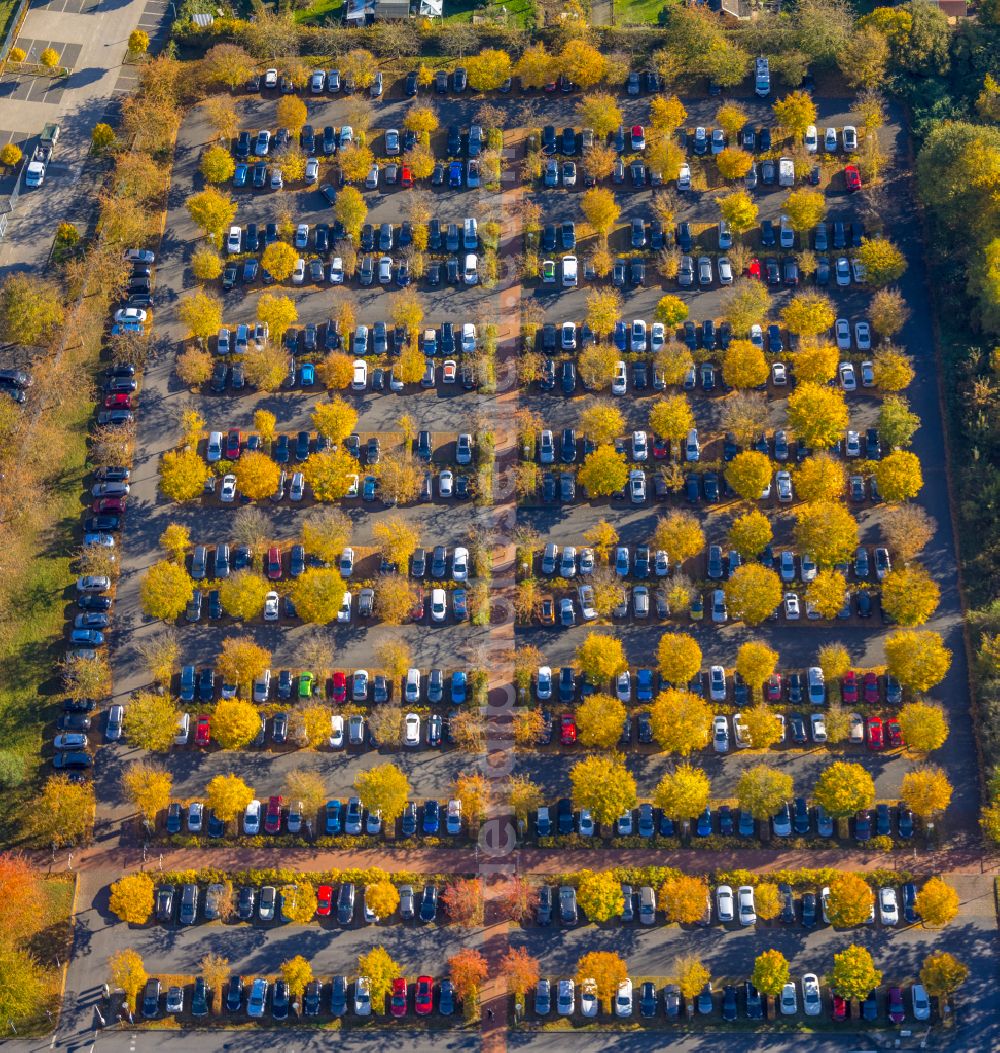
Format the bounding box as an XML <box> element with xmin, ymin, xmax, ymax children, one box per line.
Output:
<box><xmin>53</xmin><ymin>79</ymin><xmax>988</xmax><ymax>1053</ymax></box>
<box><xmin>101</xmin><ymin>87</ymin><xmax>976</xmax><ymax>836</ymax></box>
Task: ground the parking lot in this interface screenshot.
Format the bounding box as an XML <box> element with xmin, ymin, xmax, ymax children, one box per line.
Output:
<box><xmin>60</xmin><ymin>66</ymin><xmax>981</xmax><ymax>1044</ymax></box>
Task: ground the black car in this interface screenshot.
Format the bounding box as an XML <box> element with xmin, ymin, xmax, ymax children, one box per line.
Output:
<box><xmin>639</xmin><ymin>981</ymin><xmax>658</xmax><ymax>1018</ymax></box>
<box><xmin>801</xmin><ymin>891</ymin><xmax>817</xmax><ymax>927</ymax></box>
<box><xmin>303</xmin><ymin>980</ymin><xmax>321</xmax><ymax>1016</ymax></box>
<box><xmin>404</xmin><ymin>69</ymin><xmax>418</xmax><ymax>96</ymax></box>
<box><xmin>779</xmin><ymin>882</ymin><xmax>795</xmax><ymax>924</ymax></box>
<box><xmin>744</xmin><ymin>981</ymin><xmax>763</xmax><ymax>1019</ymax></box>
<box><xmin>447</xmin><ymin>125</ymin><xmax>461</xmax><ymax>154</ymax></box>
<box><xmin>226</xmin><ymin>975</ymin><xmax>243</xmax><ymax>1013</ymax></box>
<box><xmin>155</xmin><ymin>885</ymin><xmax>175</xmax><ymax>922</ymax></box>
<box><xmin>272</xmin><ymin>979</ymin><xmax>290</xmax><ymax>1020</ymax></box>
<box><xmin>560</xmin><ymin>360</ymin><xmax>576</xmax><ymax>395</ymax></box>
<box><xmin>142</xmin><ymin>978</ymin><xmax>161</xmax><ymax>1018</ymax></box>
<box><xmin>536</xmin><ymin>885</ymin><xmax>553</xmax><ymax>925</ymax></box>
<box><xmin>237</xmin><ymin>885</ymin><xmax>255</xmax><ymax>920</ymax></box>
<box><xmin>419</xmin><ymin>884</ymin><xmax>439</xmax><ymax>922</ymax></box>
<box><xmin>722</xmin><ymin>985</ymin><xmax>738</xmax><ymax>1022</ymax></box>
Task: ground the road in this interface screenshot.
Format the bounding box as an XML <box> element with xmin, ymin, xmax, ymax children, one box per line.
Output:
<box><xmin>0</xmin><ymin>0</ymin><xmax>173</xmax><ymax>274</ymax></box>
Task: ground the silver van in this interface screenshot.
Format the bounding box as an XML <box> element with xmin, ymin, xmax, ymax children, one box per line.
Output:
<box><xmin>191</xmin><ymin>546</ymin><xmax>208</xmax><ymax>579</ymax></box>
<box><xmin>638</xmin><ymin>885</ymin><xmax>656</xmax><ymax>924</ymax></box>
<box><xmin>206</xmin><ymin>431</ymin><xmax>223</xmax><ymax>463</ymax></box>
<box><xmin>685</xmin><ymin>429</ymin><xmax>700</xmax><ymax>462</ymax></box>
<box><xmin>463</xmin><ymin>217</ymin><xmax>478</xmax><ymax>249</ymax></box>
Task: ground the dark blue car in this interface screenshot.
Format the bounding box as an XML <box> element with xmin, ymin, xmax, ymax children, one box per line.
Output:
<box><xmin>423</xmin><ymin>800</ymin><xmax>440</xmax><ymax>834</ymax></box>
<box><xmin>448</xmin><ymin>161</ymin><xmax>462</xmax><ymax>187</ymax></box>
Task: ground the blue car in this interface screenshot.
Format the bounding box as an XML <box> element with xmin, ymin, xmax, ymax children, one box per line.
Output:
<box><xmin>300</xmin><ymin>362</ymin><xmax>316</xmax><ymax>386</ymax></box>
<box><xmin>71</xmin><ymin>628</ymin><xmax>104</xmax><ymax>646</ymax></box>
<box><xmin>448</xmin><ymin>160</ymin><xmax>462</xmax><ymax>187</ymax></box>
<box><xmin>453</xmin><ymin>588</ymin><xmax>468</xmax><ymax>620</ymax></box>
<box><xmin>242</xmin><ymin>258</ymin><xmax>258</xmax><ymax>282</ymax></box>
<box><xmin>111</xmin><ymin>319</ymin><xmax>143</xmax><ymax>336</ymax></box>
<box><xmin>613</xmin><ymin>321</ymin><xmax>628</xmax><ymax>351</ymax></box>
<box><xmin>325</xmin><ymin>800</ymin><xmax>342</xmax><ymax>835</ymax></box>
<box><xmin>362</xmin><ymin>475</ymin><xmax>378</xmax><ymax>501</ymax></box>
<box><xmin>233</xmin><ymin>163</ymin><xmax>248</xmax><ymax>187</ymax></box>
<box><xmin>423</xmin><ymin>800</ymin><xmax>440</xmax><ymax>834</ymax></box>
<box><xmin>635</xmin><ymin>668</ymin><xmax>654</xmax><ymax>702</ymax></box>
<box><xmin>451</xmin><ymin>670</ymin><xmax>467</xmax><ymax>703</ymax></box>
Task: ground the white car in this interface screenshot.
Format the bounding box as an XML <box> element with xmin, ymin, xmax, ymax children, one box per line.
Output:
<box><xmin>851</xmin><ymin>258</ymin><xmax>866</xmax><ymax>283</ymax></box>
<box><xmin>835</xmin><ymin>318</ymin><xmax>851</xmax><ymax>350</ymax></box>
<box><xmin>305</xmin><ymin>158</ymin><xmax>319</xmax><ymax>183</ymax></box>
<box><xmin>771</xmin><ymin>361</ymin><xmax>788</xmax><ymax>386</ymax></box>
<box><xmin>775</xmin><ymin>470</ymin><xmax>793</xmax><ymax>502</ymax></box>
<box><xmin>843</xmin><ymin>125</ymin><xmax>858</xmax><ymax>151</ymax></box>
<box><xmin>779</xmin><ymin>550</ymin><xmax>796</xmax><ymax>582</ymax></box>
<box><xmin>784</xmin><ymin>592</ymin><xmax>801</xmax><ymax>620</ymax></box>
<box><xmin>452</xmin><ymin>547</ymin><xmax>469</xmax><ymax>581</ymax></box>
<box><xmin>810</xmin><ymin>712</ymin><xmax>827</xmax><ymax>743</ymax></box>
<box><xmin>879</xmin><ymin>886</ymin><xmax>899</xmax><ymax>926</ymax></box>
<box><xmin>446</xmin><ymin>798</ymin><xmax>462</xmax><ymax>834</ymax></box>
<box><xmin>710</xmin><ymin>588</ymin><xmax>727</xmax><ymax>624</ymax></box>
<box><xmin>709</xmin><ymin>665</ymin><xmax>726</xmax><ymax>701</ymax></box>
<box><xmin>802</xmin><ymin>974</ymin><xmax>821</xmax><ymax>1016</ymax></box>
<box><xmin>616</xmin><ymin>670</ymin><xmax>632</xmax><ymax>702</ymax></box>
<box><xmin>750</xmin><ymin>323</ymin><xmax>764</xmax><ymax>348</ymax></box>
<box><xmin>849</xmin><ymin>712</ymin><xmax>865</xmax><ymax>744</ymax></box>
<box><xmin>536</xmin><ymin>666</ymin><xmax>552</xmax><ymax>700</ymax></box>
<box><xmin>632</xmin><ymin>431</ymin><xmax>648</xmax><ymax>462</ymax></box>
<box><xmin>716</xmin><ymin>884</ymin><xmax>734</xmax><ymax>923</ymax></box>
<box><xmin>337</xmin><ymin>592</ymin><xmax>352</xmax><ymax>624</ymax></box>
<box><xmin>577</xmin><ymin>585</ymin><xmax>597</xmax><ymax>621</ymax></box>
<box><xmin>839</xmin><ymin>361</ymin><xmax>857</xmax><ymax>391</ymax></box>
<box><xmin>403</xmin><ymin>712</ymin><xmax>421</xmax><ymax>747</ymax></box>
<box><xmin>263</xmin><ymin>591</ymin><xmax>279</xmax><ymax>622</ymax></box>
<box><xmin>824</xmin><ymin>126</ymin><xmax>838</xmax><ymax>152</ymax></box>
<box><xmin>340</xmin><ymin>548</ymin><xmax>354</xmax><ymax>577</ymax></box>
<box><xmin>114</xmin><ymin>307</ymin><xmax>147</xmax><ymax>323</ymax></box>
<box><xmin>846</xmin><ymin>429</ymin><xmax>862</xmax><ymax>457</ymax></box>
<box><xmin>733</xmin><ymin>712</ymin><xmax>751</xmax><ymax>748</ymax></box>
<box><xmin>292</xmin><ymin>257</ymin><xmax>306</xmax><ymax>284</ymax></box>
<box><xmin>243</xmin><ymin>799</ymin><xmax>262</xmax><ymax>835</ymax></box>
<box><xmin>780</xmin><ymin>982</ymin><xmax>798</xmax><ymax>1015</ymax></box>
<box><xmin>226</xmin><ymin>225</ymin><xmax>241</xmax><ymax>253</ymax></box>
<box><xmin>712</xmin><ymin>714</ymin><xmax>730</xmax><ymax>753</ymax></box>
<box><xmin>911</xmin><ymin>984</ymin><xmax>931</xmax><ymax>1021</ymax></box>
<box><xmin>650</xmin><ymin>322</ymin><xmax>666</xmax><ymax>352</ymax></box>
<box><xmin>854</xmin><ymin>321</ymin><xmax>871</xmax><ymax>350</ymax></box>
<box><xmin>821</xmin><ymin>886</ymin><xmax>832</xmax><ymax>924</ymax></box>
<box><xmin>461</xmin><ymin>323</ymin><xmax>478</xmax><ymax>353</ymax></box>
<box><xmin>580</xmin><ymin>979</ymin><xmax>598</xmax><ymax>1018</ymax></box>
<box><xmin>835</xmin><ymin>257</ymin><xmax>851</xmax><ymax>287</ymax></box>
<box><xmin>329</xmin><ymin>257</ymin><xmax>344</xmax><ymax>283</ymax></box>
<box><xmin>614</xmin><ymin>979</ymin><xmax>633</xmax><ymax>1018</ymax></box>
<box><xmin>801</xmin><ymin>554</ymin><xmax>817</xmax><ymax>582</ymax></box>
<box><xmin>738</xmin><ymin>885</ymin><xmax>756</xmax><ymax>926</ymax></box>
<box><xmin>804</xmin><ymin>124</ymin><xmax>818</xmax><ymax>153</ymax></box>
<box><xmin>264</xmin><ymin>68</ymin><xmax>278</xmax><ymax>88</ymax></box>
<box><xmin>438</xmin><ymin>469</ymin><xmax>454</xmax><ymax>497</ymax></box>
<box><xmin>677</xmin><ymin>163</ymin><xmax>691</xmax><ymax>190</ymax></box>
<box><xmin>220</xmin><ymin>475</ymin><xmax>237</xmax><ymax>502</ymax></box>
<box><xmin>605</xmin><ymin>360</ymin><xmax>626</xmax><ymax>396</ymax></box>
<box><xmin>629</xmin><ymin>470</ymin><xmax>646</xmax><ymax>504</ymax></box>
<box><xmin>329</xmin><ymin>715</ymin><xmax>344</xmax><ymax>748</ymax></box>
<box><xmin>718</xmin><ymin>257</ymin><xmax>733</xmax><ymax>284</ymax></box>
<box><xmin>430</xmin><ymin>588</ymin><xmax>447</xmax><ymax>623</ymax></box>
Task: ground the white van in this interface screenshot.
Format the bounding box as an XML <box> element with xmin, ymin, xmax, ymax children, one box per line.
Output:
<box><xmin>685</xmin><ymin>428</ymin><xmax>700</xmax><ymax>462</ymax></box>
<box><xmin>562</xmin><ymin>255</ymin><xmax>578</xmax><ymax>286</ymax></box>
<box><xmin>755</xmin><ymin>56</ymin><xmax>770</xmax><ymax>97</ymax></box>
<box><xmin>206</xmin><ymin>430</ymin><xmax>223</xmax><ymax>463</ymax></box>
<box><xmin>778</xmin><ymin>156</ymin><xmax>795</xmax><ymax>187</ymax></box>
<box><xmin>463</xmin><ymin>217</ymin><xmax>478</xmax><ymax>249</ymax></box>
<box><xmin>351</xmin><ymin>358</ymin><xmax>368</xmax><ymax>390</ymax></box>
<box><xmin>807</xmin><ymin>666</ymin><xmax>826</xmax><ymax>704</ymax></box>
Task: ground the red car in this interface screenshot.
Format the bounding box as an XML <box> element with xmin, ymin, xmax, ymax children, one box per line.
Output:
<box><xmin>103</xmin><ymin>393</ymin><xmax>132</xmax><ymax>409</ymax></box>
<box><xmin>266</xmin><ymin>545</ymin><xmax>282</xmax><ymax>581</ymax></box>
<box><xmin>331</xmin><ymin>671</ymin><xmax>347</xmax><ymax>703</ymax></box>
<box><xmin>862</xmin><ymin>671</ymin><xmax>880</xmax><ymax>705</ymax></box>
<box><xmin>414</xmin><ymin>975</ymin><xmax>433</xmax><ymax>1016</ymax></box>
<box><xmin>315</xmin><ymin>884</ymin><xmax>333</xmax><ymax>917</ymax></box>
<box><xmin>264</xmin><ymin>794</ymin><xmax>283</xmax><ymax>834</ymax></box>
<box><xmin>747</xmin><ymin>257</ymin><xmax>761</xmax><ymax>279</ymax></box>
<box><xmin>885</xmin><ymin>718</ymin><xmax>902</xmax><ymax>748</ymax></box>
<box><xmin>844</xmin><ymin>164</ymin><xmax>862</xmax><ymax>192</ymax></box>
<box><xmin>832</xmin><ymin>994</ymin><xmax>847</xmax><ymax>1021</ymax></box>
<box><xmin>224</xmin><ymin>429</ymin><xmax>241</xmax><ymax>459</ymax></box>
<box><xmin>652</xmin><ymin>438</ymin><xmax>669</xmax><ymax>460</ymax></box>
<box><xmin>841</xmin><ymin>671</ymin><xmax>858</xmax><ymax>705</ymax></box>
<box><xmin>867</xmin><ymin>716</ymin><xmax>884</xmax><ymax>750</ymax></box>
<box><xmin>630</xmin><ymin>125</ymin><xmax>645</xmax><ymax>149</ymax></box>
<box><xmin>410</xmin><ymin>588</ymin><xmax>425</xmax><ymax>622</ymax></box>
<box><xmin>765</xmin><ymin>674</ymin><xmax>783</xmax><ymax>702</ymax></box>
<box><xmin>194</xmin><ymin>715</ymin><xmax>210</xmax><ymax>746</ymax></box>
<box><xmin>559</xmin><ymin>712</ymin><xmax>577</xmax><ymax>745</ymax></box>
<box><xmin>92</xmin><ymin>496</ymin><xmax>125</xmax><ymax>514</ymax></box>
<box><xmin>400</xmin><ymin>165</ymin><xmax>413</xmax><ymax>188</ymax></box>
<box><xmin>390</xmin><ymin>977</ymin><xmax>407</xmax><ymax>1018</ymax></box>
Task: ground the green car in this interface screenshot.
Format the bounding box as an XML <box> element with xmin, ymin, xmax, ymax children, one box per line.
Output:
<box><xmin>298</xmin><ymin>671</ymin><xmax>315</xmax><ymax>699</ymax></box>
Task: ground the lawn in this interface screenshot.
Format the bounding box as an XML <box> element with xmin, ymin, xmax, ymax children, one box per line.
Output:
<box><xmin>614</xmin><ymin>0</ymin><xmax>671</xmax><ymax>25</ymax></box>
<box><xmin>0</xmin><ymin>0</ymin><xmax>23</xmax><ymax>56</ymax></box>
<box><xmin>444</xmin><ymin>0</ymin><xmax>534</xmax><ymax>25</ymax></box>
<box><xmin>20</xmin><ymin>874</ymin><xmax>76</xmax><ymax>1035</ymax></box>
<box><xmin>0</xmin><ymin>394</ymin><xmax>92</xmax><ymax>846</ymax></box>
<box><xmin>293</xmin><ymin>0</ymin><xmax>344</xmax><ymax>24</ymax></box>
